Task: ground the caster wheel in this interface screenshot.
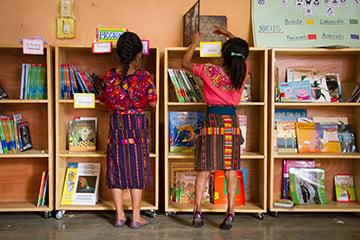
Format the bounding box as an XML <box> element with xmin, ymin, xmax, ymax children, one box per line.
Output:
<box><xmin>255</xmin><ymin>213</ymin><xmax>264</xmax><ymax>220</ymax></box>
<box><xmin>55</xmin><ymin>210</ymin><xmax>65</xmax><ymax>220</ymax></box>
<box><xmin>270</xmin><ymin>212</ymin><xmax>279</xmax><ymax>218</ymax></box>
<box><xmin>43</xmin><ymin>211</ymin><xmax>52</xmax><ymax>219</ymax></box>
<box><xmin>165</xmin><ymin>212</ymin><xmax>176</xmax><ymax>218</ymax></box>
<box><xmin>144</xmin><ymin>210</ymin><xmax>157</xmax><ymax>218</ymax></box>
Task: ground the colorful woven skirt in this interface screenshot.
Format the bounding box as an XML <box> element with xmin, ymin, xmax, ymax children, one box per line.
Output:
<box><xmin>195</xmin><ymin>113</ymin><xmax>244</xmax><ymax>171</ymax></box>
<box><xmin>106</xmin><ymin>113</ymin><xmax>152</xmax><ymax>189</ymax></box>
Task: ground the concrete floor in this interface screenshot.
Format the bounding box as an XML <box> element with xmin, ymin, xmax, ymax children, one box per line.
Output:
<box><xmin>0</xmin><ymin>212</ymin><xmax>360</xmax><ymax>240</ymax></box>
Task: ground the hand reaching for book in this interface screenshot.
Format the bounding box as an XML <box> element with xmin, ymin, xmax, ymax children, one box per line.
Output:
<box><xmin>192</xmin><ymin>32</ymin><xmax>203</xmax><ymax>46</ymax></box>
<box><xmin>213</xmin><ymin>26</ymin><xmax>235</xmax><ymax>39</ymax></box>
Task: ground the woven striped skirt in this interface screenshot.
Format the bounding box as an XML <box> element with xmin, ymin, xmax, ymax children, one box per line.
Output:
<box><xmin>195</xmin><ymin>113</ymin><xmax>244</xmax><ymax>171</ymax></box>
<box><xmin>106</xmin><ymin>113</ymin><xmax>152</xmax><ymax>189</ymax></box>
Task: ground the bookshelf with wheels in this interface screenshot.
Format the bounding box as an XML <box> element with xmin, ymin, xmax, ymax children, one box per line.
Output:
<box><xmin>164</xmin><ymin>47</ymin><xmax>268</xmax><ymax>219</ymax></box>
<box><xmin>0</xmin><ymin>45</ymin><xmax>54</xmax><ymax>218</ymax></box>
<box><xmin>269</xmin><ymin>48</ymin><xmax>360</xmax><ymax>215</ymax></box>
<box><xmin>54</xmin><ymin>46</ymin><xmax>159</xmax><ymax>219</ymax></box>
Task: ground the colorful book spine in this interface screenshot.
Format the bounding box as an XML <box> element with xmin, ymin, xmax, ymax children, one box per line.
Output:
<box><xmin>168</xmin><ymin>69</ymin><xmax>185</xmax><ymax>102</ymax></box>
<box><xmin>0</xmin><ymin>120</ymin><xmax>8</xmax><ymax>154</ymax></box>
<box><xmin>37</xmin><ymin>171</ymin><xmax>46</xmax><ymax>207</ymax></box>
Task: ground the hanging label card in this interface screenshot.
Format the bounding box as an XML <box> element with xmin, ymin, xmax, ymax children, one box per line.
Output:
<box><xmin>22</xmin><ymin>38</ymin><xmax>44</xmax><ymax>55</ymax></box>
<box><xmin>96</xmin><ymin>28</ymin><xmax>127</xmax><ymax>43</ymax></box>
<box><xmin>92</xmin><ymin>42</ymin><xmax>112</xmax><ymax>54</ymax></box>
<box><xmin>199</xmin><ymin>41</ymin><xmax>222</xmax><ymax>57</ymax></box>
<box><xmin>142</xmin><ymin>40</ymin><xmax>150</xmax><ymax>55</ymax></box>
<box><xmin>74</xmin><ymin>93</ymin><xmax>95</xmax><ymax>109</ymax></box>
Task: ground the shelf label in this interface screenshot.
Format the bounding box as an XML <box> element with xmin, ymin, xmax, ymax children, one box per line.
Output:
<box><xmin>200</xmin><ymin>41</ymin><xmax>222</xmax><ymax>58</ymax></box>
<box><xmin>74</xmin><ymin>93</ymin><xmax>95</xmax><ymax>109</ymax></box>
<box><xmin>96</xmin><ymin>27</ymin><xmax>127</xmax><ymax>43</ymax></box>
<box><xmin>92</xmin><ymin>42</ymin><xmax>112</xmax><ymax>54</ymax></box>
<box><xmin>22</xmin><ymin>38</ymin><xmax>44</xmax><ymax>55</ymax></box>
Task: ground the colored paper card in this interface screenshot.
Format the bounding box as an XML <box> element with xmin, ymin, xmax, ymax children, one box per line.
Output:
<box><xmin>200</xmin><ymin>41</ymin><xmax>222</xmax><ymax>58</ymax></box>
<box><xmin>351</xmin><ymin>34</ymin><xmax>359</xmax><ymax>40</ymax></box>
<box><xmin>96</xmin><ymin>28</ymin><xmax>127</xmax><ymax>43</ymax></box>
<box><xmin>92</xmin><ymin>42</ymin><xmax>112</xmax><ymax>54</ymax></box>
<box><xmin>74</xmin><ymin>93</ymin><xmax>95</xmax><ymax>109</ymax></box>
<box><xmin>22</xmin><ymin>38</ymin><xmax>44</xmax><ymax>55</ymax></box>
<box><xmin>142</xmin><ymin>40</ymin><xmax>150</xmax><ymax>56</ymax></box>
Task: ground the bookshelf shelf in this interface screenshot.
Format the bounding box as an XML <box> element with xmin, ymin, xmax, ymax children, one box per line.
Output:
<box><xmin>164</xmin><ymin>48</ymin><xmax>268</xmax><ymax>215</ymax></box>
<box><xmin>269</xmin><ymin>48</ymin><xmax>360</xmax><ymax>214</ymax></box>
<box><xmin>55</xmin><ymin>46</ymin><xmax>160</xmax><ymax>216</ymax></box>
<box><xmin>0</xmin><ymin>45</ymin><xmax>54</xmax><ymax>214</ymax></box>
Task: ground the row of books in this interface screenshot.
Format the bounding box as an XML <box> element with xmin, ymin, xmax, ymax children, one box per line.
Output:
<box><xmin>276</xmin><ymin>67</ymin><xmax>343</xmax><ymax>103</ymax></box>
<box><xmin>37</xmin><ymin>170</ymin><xmax>49</xmax><ymax>207</ymax></box>
<box><xmin>169</xmin><ymin>162</ymin><xmax>246</xmax><ymax>205</ymax></box>
<box><xmin>275</xmin><ymin>109</ymin><xmax>357</xmax><ymax>154</ymax></box>
<box><xmin>277</xmin><ymin>159</ymin><xmax>356</xmax><ymax>207</ymax></box>
<box><xmin>61</xmin><ymin>162</ymin><xmax>100</xmax><ymax>205</ymax></box>
<box><xmin>169</xmin><ymin>112</ymin><xmax>247</xmax><ymax>153</ymax></box>
<box><xmin>349</xmin><ymin>78</ymin><xmax>360</xmax><ymax>102</ymax></box>
<box><xmin>0</xmin><ymin>113</ymin><xmax>32</xmax><ymax>154</ymax></box>
<box><xmin>60</xmin><ymin>64</ymin><xmax>102</xmax><ymax>99</ymax></box>
<box><xmin>20</xmin><ymin>64</ymin><xmax>47</xmax><ymax>100</ymax></box>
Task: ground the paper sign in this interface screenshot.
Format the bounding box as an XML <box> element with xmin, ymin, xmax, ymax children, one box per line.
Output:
<box><xmin>74</xmin><ymin>93</ymin><xmax>95</xmax><ymax>108</ymax></box>
<box><xmin>142</xmin><ymin>40</ymin><xmax>150</xmax><ymax>55</ymax></box>
<box><xmin>96</xmin><ymin>28</ymin><xmax>127</xmax><ymax>43</ymax></box>
<box><xmin>200</xmin><ymin>42</ymin><xmax>222</xmax><ymax>57</ymax></box>
<box><xmin>92</xmin><ymin>42</ymin><xmax>112</xmax><ymax>54</ymax></box>
<box><xmin>22</xmin><ymin>38</ymin><xmax>44</xmax><ymax>55</ymax></box>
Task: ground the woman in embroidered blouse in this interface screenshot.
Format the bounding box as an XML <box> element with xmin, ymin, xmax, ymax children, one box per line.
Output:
<box><xmin>101</xmin><ymin>32</ymin><xmax>157</xmax><ymax>229</ymax></box>
<box><xmin>182</xmin><ymin>27</ymin><xmax>249</xmax><ymax>230</ymax></box>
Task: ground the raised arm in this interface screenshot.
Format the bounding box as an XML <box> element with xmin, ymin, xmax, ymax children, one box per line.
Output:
<box><xmin>213</xmin><ymin>26</ymin><xmax>236</xmax><ymax>39</ymax></box>
<box><xmin>182</xmin><ymin>32</ymin><xmax>202</xmax><ymax>72</ymax></box>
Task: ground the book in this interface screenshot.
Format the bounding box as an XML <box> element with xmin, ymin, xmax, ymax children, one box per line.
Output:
<box><xmin>296</xmin><ymin>121</ymin><xmax>321</xmax><ymax>153</ymax></box>
<box><xmin>240</xmin><ymin>73</ymin><xmax>252</xmax><ymax>102</ymax></box>
<box><xmin>61</xmin><ymin>162</ymin><xmax>101</xmax><ymax>205</ymax></box>
<box><xmin>273</xmin><ymin>199</ymin><xmax>294</xmax><ymax>208</ymax></box>
<box><xmin>286</xmin><ymin>67</ymin><xmax>317</xmax><ymax>82</ymax></box>
<box><xmin>277</xmin><ymin>122</ymin><xmax>297</xmax><ymax>153</ymax></box>
<box><xmin>41</xmin><ymin>172</ymin><xmax>49</xmax><ymax>206</ymax></box>
<box><xmin>199</xmin><ymin>15</ymin><xmax>227</xmax><ymax>44</ymax></box>
<box><xmin>338</xmin><ymin>124</ymin><xmax>357</xmax><ymax>153</ymax></box>
<box><xmin>37</xmin><ymin>171</ymin><xmax>47</xmax><ymax>207</ymax></box>
<box><xmin>183</xmin><ymin>0</ymin><xmax>200</xmax><ymax>47</ymax></box>
<box><xmin>168</xmin><ymin>162</ymin><xmax>194</xmax><ymax>201</ymax></box>
<box><xmin>289</xmin><ymin>168</ymin><xmax>328</xmax><ymax>205</ymax></box>
<box><xmin>325</xmin><ymin>73</ymin><xmax>343</xmax><ymax>102</ymax></box>
<box><xmin>310</xmin><ymin>76</ymin><xmax>332</xmax><ymax>102</ymax></box>
<box><xmin>334</xmin><ymin>174</ymin><xmax>356</xmax><ymax>202</ymax></box>
<box><xmin>238</xmin><ymin>115</ymin><xmax>247</xmax><ymax>152</ymax></box>
<box><xmin>169</xmin><ymin>112</ymin><xmax>204</xmax><ymax>153</ymax></box>
<box><xmin>316</xmin><ymin>122</ymin><xmax>341</xmax><ymax>153</ymax></box>
<box><xmin>279</xmin><ymin>80</ymin><xmax>312</xmax><ymax>102</ymax></box>
<box><xmin>175</xmin><ymin>171</ymin><xmax>197</xmax><ymax>204</ymax></box>
<box><xmin>348</xmin><ymin>78</ymin><xmax>360</xmax><ymax>102</ymax></box>
<box><xmin>18</xmin><ymin>121</ymin><xmax>32</xmax><ymax>151</ymax></box>
<box><xmin>274</xmin><ymin>109</ymin><xmax>307</xmax><ymax>125</ymax></box>
<box><xmin>282</xmin><ymin>160</ymin><xmax>316</xmax><ymax>199</ymax></box>
<box><xmin>68</xmin><ymin>118</ymin><xmax>97</xmax><ymax>152</ymax></box>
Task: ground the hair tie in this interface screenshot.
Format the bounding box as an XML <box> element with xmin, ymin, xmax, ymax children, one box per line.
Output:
<box><xmin>230</xmin><ymin>52</ymin><xmax>245</xmax><ymax>59</ymax></box>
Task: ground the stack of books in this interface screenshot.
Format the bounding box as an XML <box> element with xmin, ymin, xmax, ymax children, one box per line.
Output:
<box><xmin>168</xmin><ymin>69</ymin><xmax>204</xmax><ymax>102</ymax></box>
<box><xmin>20</xmin><ymin>64</ymin><xmax>47</xmax><ymax>100</ymax></box>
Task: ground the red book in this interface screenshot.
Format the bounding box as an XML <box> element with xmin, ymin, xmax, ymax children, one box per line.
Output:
<box><xmin>211</xmin><ymin>170</ymin><xmax>245</xmax><ymax>205</ymax></box>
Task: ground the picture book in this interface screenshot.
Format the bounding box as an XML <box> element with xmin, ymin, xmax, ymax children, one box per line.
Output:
<box><xmin>296</xmin><ymin>121</ymin><xmax>321</xmax><ymax>153</ymax></box>
<box><xmin>286</xmin><ymin>67</ymin><xmax>317</xmax><ymax>82</ymax></box>
<box><xmin>316</xmin><ymin>123</ymin><xmax>341</xmax><ymax>153</ymax></box>
<box><xmin>199</xmin><ymin>15</ymin><xmax>227</xmax><ymax>44</ymax></box>
<box><xmin>169</xmin><ymin>112</ymin><xmax>204</xmax><ymax>153</ymax></box>
<box><xmin>183</xmin><ymin>0</ymin><xmax>200</xmax><ymax>47</ymax></box>
<box><xmin>334</xmin><ymin>174</ymin><xmax>356</xmax><ymax>202</ymax></box>
<box><xmin>238</xmin><ymin>115</ymin><xmax>247</xmax><ymax>152</ymax></box>
<box><xmin>338</xmin><ymin>124</ymin><xmax>357</xmax><ymax>153</ymax></box>
<box><xmin>309</xmin><ymin>76</ymin><xmax>332</xmax><ymax>102</ymax></box>
<box><xmin>169</xmin><ymin>162</ymin><xmax>194</xmax><ymax>201</ymax></box>
<box><xmin>289</xmin><ymin>168</ymin><xmax>328</xmax><ymax>205</ymax></box>
<box><xmin>274</xmin><ymin>109</ymin><xmax>307</xmax><ymax>126</ymax></box>
<box><xmin>279</xmin><ymin>80</ymin><xmax>312</xmax><ymax>102</ymax></box>
<box><xmin>325</xmin><ymin>73</ymin><xmax>343</xmax><ymax>102</ymax></box>
<box><xmin>175</xmin><ymin>171</ymin><xmax>197</xmax><ymax>204</ymax></box>
<box><xmin>277</xmin><ymin>122</ymin><xmax>297</xmax><ymax>153</ymax></box>
<box><xmin>61</xmin><ymin>162</ymin><xmax>101</xmax><ymax>205</ymax></box>
<box><xmin>282</xmin><ymin>160</ymin><xmax>316</xmax><ymax>199</ymax></box>
<box><xmin>210</xmin><ymin>170</ymin><xmax>245</xmax><ymax>205</ymax></box>
<box><xmin>68</xmin><ymin>118</ymin><xmax>97</xmax><ymax>152</ymax></box>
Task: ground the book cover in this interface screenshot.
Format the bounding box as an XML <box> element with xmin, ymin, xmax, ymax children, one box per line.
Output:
<box><xmin>169</xmin><ymin>162</ymin><xmax>194</xmax><ymax>201</ymax></box>
<box><xmin>178</xmin><ymin>69</ymin><xmax>197</xmax><ymax>102</ymax></box>
<box><xmin>68</xmin><ymin>118</ymin><xmax>97</xmax><ymax>152</ymax></box>
<box><xmin>338</xmin><ymin>124</ymin><xmax>357</xmax><ymax>153</ymax></box>
<box><xmin>211</xmin><ymin>170</ymin><xmax>245</xmax><ymax>205</ymax></box>
<box><xmin>185</xmin><ymin>71</ymin><xmax>204</xmax><ymax>102</ymax></box>
<box><xmin>325</xmin><ymin>73</ymin><xmax>342</xmax><ymax>102</ymax></box>
<box><xmin>238</xmin><ymin>115</ymin><xmax>247</xmax><ymax>152</ymax></box>
<box><xmin>310</xmin><ymin>76</ymin><xmax>332</xmax><ymax>102</ymax></box>
<box><xmin>61</xmin><ymin>162</ymin><xmax>101</xmax><ymax>205</ymax></box>
<box><xmin>296</xmin><ymin>122</ymin><xmax>321</xmax><ymax>153</ymax></box>
<box><xmin>183</xmin><ymin>0</ymin><xmax>200</xmax><ymax>47</ymax></box>
<box><xmin>169</xmin><ymin>112</ymin><xmax>204</xmax><ymax>153</ymax></box>
<box><xmin>277</xmin><ymin>122</ymin><xmax>297</xmax><ymax>153</ymax></box>
<box><xmin>18</xmin><ymin>121</ymin><xmax>32</xmax><ymax>151</ymax></box>
<box><xmin>174</xmin><ymin>69</ymin><xmax>191</xmax><ymax>102</ymax></box>
<box><xmin>199</xmin><ymin>15</ymin><xmax>227</xmax><ymax>44</ymax></box>
<box><xmin>289</xmin><ymin>168</ymin><xmax>328</xmax><ymax>205</ymax></box>
<box><xmin>279</xmin><ymin>80</ymin><xmax>312</xmax><ymax>102</ymax></box>
<box><xmin>274</xmin><ymin>109</ymin><xmax>307</xmax><ymax>128</ymax></box>
<box><xmin>317</xmin><ymin>123</ymin><xmax>341</xmax><ymax>153</ymax></box>
<box><xmin>175</xmin><ymin>171</ymin><xmax>197</xmax><ymax>204</ymax></box>
<box><xmin>334</xmin><ymin>174</ymin><xmax>356</xmax><ymax>202</ymax></box>
<box><xmin>282</xmin><ymin>160</ymin><xmax>316</xmax><ymax>199</ymax></box>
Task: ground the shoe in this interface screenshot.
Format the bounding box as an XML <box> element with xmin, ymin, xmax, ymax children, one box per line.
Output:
<box><xmin>129</xmin><ymin>220</ymin><xmax>149</xmax><ymax>229</ymax></box>
<box><xmin>192</xmin><ymin>211</ymin><xmax>204</xmax><ymax>228</ymax></box>
<box><xmin>219</xmin><ymin>213</ymin><xmax>235</xmax><ymax>230</ymax></box>
<box><xmin>114</xmin><ymin>219</ymin><xmax>126</xmax><ymax>227</ymax></box>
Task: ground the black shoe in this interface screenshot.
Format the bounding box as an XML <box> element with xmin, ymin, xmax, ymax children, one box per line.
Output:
<box><xmin>219</xmin><ymin>213</ymin><xmax>235</xmax><ymax>230</ymax></box>
<box><xmin>192</xmin><ymin>211</ymin><xmax>203</xmax><ymax>228</ymax></box>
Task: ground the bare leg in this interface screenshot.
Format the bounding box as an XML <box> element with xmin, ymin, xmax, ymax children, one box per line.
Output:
<box><xmin>224</xmin><ymin>170</ymin><xmax>238</xmax><ymax>215</ymax></box>
<box><xmin>130</xmin><ymin>189</ymin><xmax>148</xmax><ymax>224</ymax></box>
<box><xmin>112</xmin><ymin>189</ymin><xmax>126</xmax><ymax>221</ymax></box>
<box><xmin>194</xmin><ymin>171</ymin><xmax>210</xmax><ymax>212</ymax></box>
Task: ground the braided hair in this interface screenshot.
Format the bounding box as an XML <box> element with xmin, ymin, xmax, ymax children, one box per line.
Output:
<box><xmin>116</xmin><ymin>31</ymin><xmax>143</xmax><ymax>77</ymax></box>
<box><xmin>222</xmin><ymin>38</ymin><xmax>249</xmax><ymax>90</ymax></box>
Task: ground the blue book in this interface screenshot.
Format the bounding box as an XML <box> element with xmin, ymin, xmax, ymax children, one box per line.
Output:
<box><xmin>279</xmin><ymin>80</ymin><xmax>312</xmax><ymax>102</ymax></box>
<box><xmin>274</xmin><ymin>109</ymin><xmax>307</xmax><ymax>126</ymax></box>
<box><xmin>69</xmin><ymin>66</ymin><xmax>79</xmax><ymax>96</ymax></box>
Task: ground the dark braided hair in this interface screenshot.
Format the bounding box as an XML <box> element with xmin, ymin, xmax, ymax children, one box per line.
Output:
<box><xmin>116</xmin><ymin>31</ymin><xmax>143</xmax><ymax>77</ymax></box>
<box><xmin>222</xmin><ymin>38</ymin><xmax>249</xmax><ymax>90</ymax></box>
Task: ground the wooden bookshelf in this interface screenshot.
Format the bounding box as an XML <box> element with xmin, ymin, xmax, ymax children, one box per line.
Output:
<box><xmin>55</xmin><ymin>45</ymin><xmax>159</xmax><ymax>219</ymax></box>
<box><xmin>164</xmin><ymin>47</ymin><xmax>268</xmax><ymax>218</ymax></box>
<box><xmin>0</xmin><ymin>45</ymin><xmax>54</xmax><ymax>216</ymax></box>
<box><xmin>269</xmin><ymin>48</ymin><xmax>360</xmax><ymax>214</ymax></box>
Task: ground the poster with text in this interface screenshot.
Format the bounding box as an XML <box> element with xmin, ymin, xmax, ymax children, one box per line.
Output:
<box><xmin>252</xmin><ymin>0</ymin><xmax>360</xmax><ymax>48</ymax></box>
